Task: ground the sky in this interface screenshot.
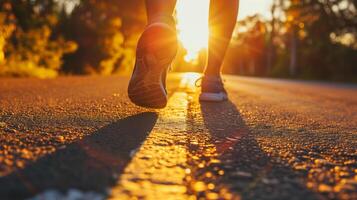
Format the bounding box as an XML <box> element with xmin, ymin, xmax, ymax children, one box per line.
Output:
<box><xmin>238</xmin><ymin>0</ymin><xmax>273</xmax><ymax>20</ymax></box>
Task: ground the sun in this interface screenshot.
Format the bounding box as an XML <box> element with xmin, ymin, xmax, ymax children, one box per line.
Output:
<box><xmin>176</xmin><ymin>0</ymin><xmax>209</xmax><ymax>61</ymax></box>
<box><xmin>176</xmin><ymin>0</ymin><xmax>274</xmax><ymax>62</ymax></box>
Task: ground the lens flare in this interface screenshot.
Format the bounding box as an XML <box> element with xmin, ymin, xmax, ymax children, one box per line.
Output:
<box><xmin>176</xmin><ymin>0</ymin><xmax>209</xmax><ymax>62</ymax></box>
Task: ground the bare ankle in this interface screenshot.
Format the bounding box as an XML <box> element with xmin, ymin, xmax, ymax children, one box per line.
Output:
<box><xmin>204</xmin><ymin>70</ymin><xmax>221</xmax><ymax>78</ymax></box>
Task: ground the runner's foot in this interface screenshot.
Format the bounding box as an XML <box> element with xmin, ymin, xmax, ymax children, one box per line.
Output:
<box><xmin>199</xmin><ymin>75</ymin><xmax>228</xmax><ymax>102</ymax></box>
<box><xmin>128</xmin><ymin>23</ymin><xmax>177</xmax><ymax>108</ymax></box>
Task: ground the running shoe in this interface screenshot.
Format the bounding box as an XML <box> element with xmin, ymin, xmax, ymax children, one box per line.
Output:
<box><xmin>199</xmin><ymin>75</ymin><xmax>228</xmax><ymax>102</ymax></box>
<box><xmin>128</xmin><ymin>23</ymin><xmax>178</xmax><ymax>108</ymax></box>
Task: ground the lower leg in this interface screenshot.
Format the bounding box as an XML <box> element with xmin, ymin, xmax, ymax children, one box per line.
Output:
<box><xmin>205</xmin><ymin>0</ymin><xmax>239</xmax><ymax>76</ymax></box>
<box><xmin>129</xmin><ymin>0</ymin><xmax>178</xmax><ymax>109</ymax></box>
<box><xmin>145</xmin><ymin>0</ymin><xmax>177</xmax><ymax>26</ymax></box>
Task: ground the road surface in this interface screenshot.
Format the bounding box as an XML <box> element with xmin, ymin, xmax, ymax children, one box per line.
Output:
<box><xmin>0</xmin><ymin>73</ymin><xmax>356</xmax><ymax>200</ymax></box>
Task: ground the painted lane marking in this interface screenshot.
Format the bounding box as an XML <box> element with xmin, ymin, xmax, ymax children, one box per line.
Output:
<box><xmin>109</xmin><ymin>73</ymin><xmax>239</xmax><ymax>199</ymax></box>
<box><xmin>109</xmin><ymin>92</ymin><xmax>189</xmax><ymax>199</ymax></box>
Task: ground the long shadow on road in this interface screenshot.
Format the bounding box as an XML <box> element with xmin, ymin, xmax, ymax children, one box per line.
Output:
<box><xmin>194</xmin><ymin>100</ymin><xmax>320</xmax><ymax>200</ymax></box>
<box><xmin>0</xmin><ymin>112</ymin><xmax>158</xmax><ymax>200</ymax></box>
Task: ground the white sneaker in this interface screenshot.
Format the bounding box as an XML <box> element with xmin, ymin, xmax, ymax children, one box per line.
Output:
<box><xmin>199</xmin><ymin>76</ymin><xmax>228</xmax><ymax>102</ymax></box>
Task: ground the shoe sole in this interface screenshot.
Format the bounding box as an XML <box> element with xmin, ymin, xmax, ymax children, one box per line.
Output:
<box><xmin>128</xmin><ymin>23</ymin><xmax>177</xmax><ymax>108</ymax></box>
<box><xmin>199</xmin><ymin>92</ymin><xmax>228</xmax><ymax>102</ymax></box>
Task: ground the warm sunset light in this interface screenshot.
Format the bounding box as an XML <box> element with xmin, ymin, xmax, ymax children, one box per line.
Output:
<box><xmin>2</xmin><ymin>1</ymin><xmax>356</xmax><ymax>199</ymax></box>
<box><xmin>176</xmin><ymin>0</ymin><xmax>273</xmax><ymax>62</ymax></box>
<box><xmin>176</xmin><ymin>0</ymin><xmax>209</xmax><ymax>62</ymax></box>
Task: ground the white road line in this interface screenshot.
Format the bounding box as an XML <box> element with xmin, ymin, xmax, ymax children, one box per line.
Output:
<box><xmin>109</xmin><ymin>73</ymin><xmax>237</xmax><ymax>199</ymax></box>
<box><xmin>109</xmin><ymin>92</ymin><xmax>189</xmax><ymax>199</ymax></box>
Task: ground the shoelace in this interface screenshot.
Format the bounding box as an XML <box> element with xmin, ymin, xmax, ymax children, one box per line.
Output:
<box><xmin>195</xmin><ymin>76</ymin><xmax>203</xmax><ymax>87</ymax></box>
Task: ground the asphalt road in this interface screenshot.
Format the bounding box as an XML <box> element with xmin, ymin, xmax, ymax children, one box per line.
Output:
<box><xmin>0</xmin><ymin>73</ymin><xmax>356</xmax><ymax>200</ymax></box>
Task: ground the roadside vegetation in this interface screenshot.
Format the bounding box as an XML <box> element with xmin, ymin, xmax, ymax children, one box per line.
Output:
<box><xmin>0</xmin><ymin>0</ymin><xmax>356</xmax><ymax>82</ymax></box>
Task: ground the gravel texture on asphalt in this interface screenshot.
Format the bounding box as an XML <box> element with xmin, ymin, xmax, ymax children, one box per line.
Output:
<box><xmin>0</xmin><ymin>73</ymin><xmax>356</xmax><ymax>200</ymax></box>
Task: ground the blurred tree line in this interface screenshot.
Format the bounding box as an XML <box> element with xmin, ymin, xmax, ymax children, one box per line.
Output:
<box><xmin>222</xmin><ymin>0</ymin><xmax>357</xmax><ymax>82</ymax></box>
<box><xmin>0</xmin><ymin>0</ymin><xmax>77</xmax><ymax>78</ymax></box>
<box><xmin>60</xmin><ymin>0</ymin><xmax>146</xmax><ymax>74</ymax></box>
<box><xmin>0</xmin><ymin>0</ymin><xmax>356</xmax><ymax>82</ymax></box>
<box><xmin>0</xmin><ymin>0</ymin><xmax>145</xmax><ymax>77</ymax></box>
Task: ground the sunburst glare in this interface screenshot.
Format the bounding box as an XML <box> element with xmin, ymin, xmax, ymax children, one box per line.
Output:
<box><xmin>176</xmin><ymin>0</ymin><xmax>273</xmax><ymax>62</ymax></box>
<box><xmin>176</xmin><ymin>0</ymin><xmax>209</xmax><ymax>62</ymax></box>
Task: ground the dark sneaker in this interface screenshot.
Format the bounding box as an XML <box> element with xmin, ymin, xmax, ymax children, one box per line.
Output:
<box><xmin>128</xmin><ymin>23</ymin><xmax>178</xmax><ymax>108</ymax></box>
<box><xmin>199</xmin><ymin>75</ymin><xmax>228</xmax><ymax>102</ymax></box>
